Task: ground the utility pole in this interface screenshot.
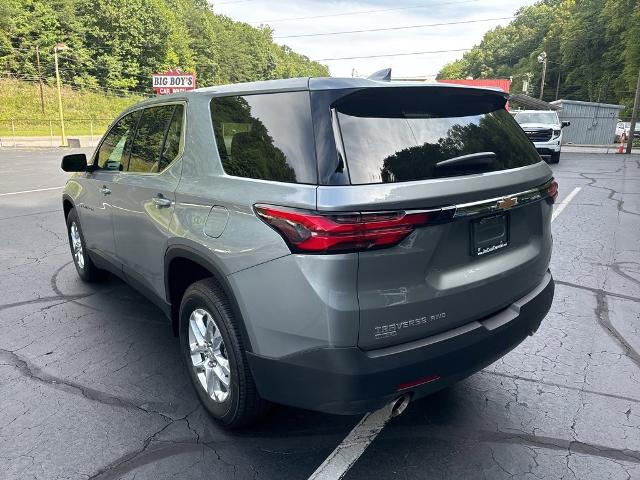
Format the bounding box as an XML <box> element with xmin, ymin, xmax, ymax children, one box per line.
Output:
<box><xmin>53</xmin><ymin>43</ymin><xmax>68</xmax><ymax>147</ymax></box>
<box><xmin>35</xmin><ymin>46</ymin><xmax>45</xmax><ymax>114</ymax></box>
<box><xmin>537</xmin><ymin>51</ymin><xmax>548</xmax><ymax>100</ymax></box>
<box><xmin>626</xmin><ymin>68</ymin><xmax>640</xmax><ymax>154</ymax></box>
<box><xmin>555</xmin><ymin>70</ymin><xmax>561</xmax><ymax>101</ymax></box>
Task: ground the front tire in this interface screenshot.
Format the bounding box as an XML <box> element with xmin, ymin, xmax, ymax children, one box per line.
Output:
<box><xmin>66</xmin><ymin>208</ymin><xmax>108</xmax><ymax>282</ymax></box>
<box><xmin>179</xmin><ymin>278</ymin><xmax>269</xmax><ymax>428</ymax></box>
<box><xmin>550</xmin><ymin>151</ymin><xmax>560</xmax><ymax>164</ymax></box>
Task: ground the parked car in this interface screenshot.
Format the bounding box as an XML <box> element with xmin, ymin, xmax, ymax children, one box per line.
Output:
<box><xmin>615</xmin><ymin>121</ymin><xmax>640</xmax><ymax>142</ymax></box>
<box><xmin>61</xmin><ymin>78</ymin><xmax>556</xmax><ymax>427</ymax></box>
<box><xmin>513</xmin><ymin>110</ymin><xmax>569</xmax><ymax>164</ymax></box>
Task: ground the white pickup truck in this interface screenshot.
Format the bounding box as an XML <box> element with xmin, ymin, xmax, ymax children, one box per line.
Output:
<box><xmin>513</xmin><ymin>110</ymin><xmax>570</xmax><ymax>164</ymax></box>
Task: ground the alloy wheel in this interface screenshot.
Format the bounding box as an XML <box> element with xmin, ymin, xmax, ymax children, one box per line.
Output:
<box><xmin>188</xmin><ymin>308</ymin><xmax>231</xmax><ymax>403</ymax></box>
<box><xmin>70</xmin><ymin>222</ymin><xmax>85</xmax><ymax>269</ymax></box>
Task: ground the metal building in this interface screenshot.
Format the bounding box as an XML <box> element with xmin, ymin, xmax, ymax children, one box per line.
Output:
<box><xmin>550</xmin><ymin>99</ymin><xmax>624</xmax><ymax>145</ymax></box>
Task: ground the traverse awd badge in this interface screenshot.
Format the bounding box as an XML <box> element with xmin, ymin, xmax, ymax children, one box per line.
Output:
<box><xmin>374</xmin><ymin>313</ymin><xmax>446</xmax><ymax>339</ymax></box>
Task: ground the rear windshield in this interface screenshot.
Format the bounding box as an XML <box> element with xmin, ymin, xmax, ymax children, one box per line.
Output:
<box><xmin>334</xmin><ymin>88</ymin><xmax>541</xmax><ymax>184</ymax></box>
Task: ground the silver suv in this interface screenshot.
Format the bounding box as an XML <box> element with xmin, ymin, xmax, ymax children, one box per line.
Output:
<box><xmin>61</xmin><ymin>78</ymin><xmax>556</xmax><ymax>427</ymax></box>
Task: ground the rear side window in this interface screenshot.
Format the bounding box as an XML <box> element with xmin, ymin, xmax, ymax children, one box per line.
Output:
<box><xmin>334</xmin><ymin>88</ymin><xmax>541</xmax><ymax>184</ymax></box>
<box><xmin>210</xmin><ymin>92</ymin><xmax>317</xmax><ymax>184</ymax></box>
<box><xmin>127</xmin><ymin>104</ymin><xmax>183</xmax><ymax>173</ymax></box>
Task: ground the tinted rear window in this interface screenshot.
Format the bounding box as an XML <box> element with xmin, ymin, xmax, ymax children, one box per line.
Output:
<box><xmin>210</xmin><ymin>92</ymin><xmax>317</xmax><ymax>184</ymax></box>
<box><xmin>334</xmin><ymin>88</ymin><xmax>541</xmax><ymax>184</ymax></box>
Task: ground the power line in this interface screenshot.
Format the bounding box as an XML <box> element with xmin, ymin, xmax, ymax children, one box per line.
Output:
<box><xmin>247</xmin><ymin>0</ymin><xmax>480</xmax><ymax>25</ymax></box>
<box><xmin>55</xmin><ymin>55</ymin><xmax>155</xmax><ymax>82</ymax></box>
<box><xmin>315</xmin><ymin>48</ymin><xmax>472</xmax><ymax>62</ymax></box>
<box><xmin>1</xmin><ymin>71</ymin><xmax>151</xmax><ymax>98</ymax></box>
<box><xmin>274</xmin><ymin>16</ymin><xmax>513</xmax><ymax>39</ymax></box>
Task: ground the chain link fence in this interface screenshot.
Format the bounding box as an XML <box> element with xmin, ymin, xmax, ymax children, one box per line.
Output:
<box><xmin>0</xmin><ymin>118</ymin><xmax>113</xmax><ymax>148</ymax></box>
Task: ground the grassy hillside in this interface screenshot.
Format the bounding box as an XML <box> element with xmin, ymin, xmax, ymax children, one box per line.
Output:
<box><xmin>0</xmin><ymin>78</ymin><xmax>142</xmax><ymax>137</ymax></box>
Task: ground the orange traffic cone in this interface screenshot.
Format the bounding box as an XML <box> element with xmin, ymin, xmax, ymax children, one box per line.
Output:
<box><xmin>617</xmin><ymin>135</ymin><xmax>625</xmax><ymax>154</ymax></box>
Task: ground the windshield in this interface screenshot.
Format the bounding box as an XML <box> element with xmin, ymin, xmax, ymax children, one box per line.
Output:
<box><xmin>334</xmin><ymin>88</ymin><xmax>541</xmax><ymax>185</ymax></box>
<box><xmin>514</xmin><ymin>112</ymin><xmax>559</xmax><ymax>124</ymax></box>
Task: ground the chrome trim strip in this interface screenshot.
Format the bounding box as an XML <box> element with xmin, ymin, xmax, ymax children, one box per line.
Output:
<box><xmin>452</xmin><ymin>179</ymin><xmax>554</xmax><ymax>219</ymax></box>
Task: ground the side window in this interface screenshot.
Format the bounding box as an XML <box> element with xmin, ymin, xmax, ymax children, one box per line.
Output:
<box><xmin>127</xmin><ymin>105</ymin><xmax>177</xmax><ymax>173</ymax></box>
<box><xmin>159</xmin><ymin>105</ymin><xmax>184</xmax><ymax>171</ymax></box>
<box><xmin>209</xmin><ymin>92</ymin><xmax>317</xmax><ymax>184</ymax></box>
<box><xmin>95</xmin><ymin>111</ymin><xmax>140</xmax><ymax>171</ymax></box>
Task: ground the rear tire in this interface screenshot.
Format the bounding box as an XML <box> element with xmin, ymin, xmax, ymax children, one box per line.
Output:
<box><xmin>66</xmin><ymin>208</ymin><xmax>109</xmax><ymax>282</ymax></box>
<box><xmin>550</xmin><ymin>151</ymin><xmax>560</xmax><ymax>164</ymax></box>
<box><xmin>179</xmin><ymin>278</ymin><xmax>269</xmax><ymax>428</ymax></box>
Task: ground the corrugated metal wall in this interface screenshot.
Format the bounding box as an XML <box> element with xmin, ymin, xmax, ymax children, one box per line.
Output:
<box><xmin>551</xmin><ymin>100</ymin><xmax>623</xmax><ymax>145</ymax></box>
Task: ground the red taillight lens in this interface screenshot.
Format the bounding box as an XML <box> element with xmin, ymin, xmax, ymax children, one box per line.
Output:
<box><xmin>547</xmin><ymin>179</ymin><xmax>558</xmax><ymax>203</ymax></box>
<box><xmin>254</xmin><ymin>204</ymin><xmax>447</xmax><ymax>253</ymax></box>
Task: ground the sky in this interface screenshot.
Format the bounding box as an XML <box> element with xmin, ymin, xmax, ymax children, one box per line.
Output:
<box><xmin>211</xmin><ymin>0</ymin><xmax>537</xmax><ymax>78</ymax></box>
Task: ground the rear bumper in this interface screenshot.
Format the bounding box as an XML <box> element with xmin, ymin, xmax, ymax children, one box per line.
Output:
<box><xmin>248</xmin><ymin>271</ymin><xmax>554</xmax><ymax>415</ymax></box>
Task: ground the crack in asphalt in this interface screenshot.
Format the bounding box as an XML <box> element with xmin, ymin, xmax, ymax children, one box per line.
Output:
<box><xmin>555</xmin><ymin>279</ymin><xmax>640</xmax><ymax>304</ymax></box>
<box><xmin>86</xmin><ymin>407</ymin><xmax>215</xmax><ymax>480</ymax></box>
<box><xmin>0</xmin><ymin>208</ymin><xmax>62</xmax><ymax>221</ymax></box>
<box><xmin>0</xmin><ymin>293</ymin><xmax>98</xmax><ymax>312</ymax></box>
<box><xmin>594</xmin><ymin>291</ymin><xmax>640</xmax><ymax>368</ymax></box>
<box><xmin>379</xmin><ymin>424</ymin><xmax>640</xmax><ymax>465</ymax></box>
<box><xmin>484</xmin><ymin>430</ymin><xmax>640</xmax><ymax>465</ymax></box>
<box><xmin>483</xmin><ymin>370</ymin><xmax>640</xmax><ymax>404</ymax></box>
<box><xmin>578</xmin><ymin>169</ymin><xmax>640</xmax><ymax>217</ymax></box>
<box><xmin>610</xmin><ymin>261</ymin><xmax>640</xmax><ymax>290</ymax></box>
<box><xmin>0</xmin><ymin>262</ymin><xmax>105</xmax><ymax>312</ymax></box>
<box><xmin>0</xmin><ymin>347</ymin><xmax>185</xmax><ymax>422</ymax></box>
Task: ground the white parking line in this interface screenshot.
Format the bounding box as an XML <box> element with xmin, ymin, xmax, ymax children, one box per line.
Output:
<box><xmin>0</xmin><ymin>186</ymin><xmax>63</xmax><ymax>197</ymax></box>
<box><xmin>551</xmin><ymin>187</ymin><xmax>581</xmax><ymax>222</ymax></box>
<box><xmin>308</xmin><ymin>401</ymin><xmax>398</xmax><ymax>480</ymax></box>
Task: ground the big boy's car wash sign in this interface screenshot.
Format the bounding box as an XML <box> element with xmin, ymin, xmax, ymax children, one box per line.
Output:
<box><xmin>152</xmin><ymin>69</ymin><xmax>196</xmax><ymax>95</ymax></box>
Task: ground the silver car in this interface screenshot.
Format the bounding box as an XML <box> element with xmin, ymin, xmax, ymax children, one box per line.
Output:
<box><xmin>61</xmin><ymin>78</ymin><xmax>556</xmax><ymax>427</ymax></box>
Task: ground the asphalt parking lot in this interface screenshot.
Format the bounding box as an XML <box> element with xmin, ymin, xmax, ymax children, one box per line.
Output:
<box><xmin>1</xmin><ymin>148</ymin><xmax>639</xmax><ymax>479</ymax></box>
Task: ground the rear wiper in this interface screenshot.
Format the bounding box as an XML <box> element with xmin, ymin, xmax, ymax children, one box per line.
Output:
<box><xmin>436</xmin><ymin>152</ymin><xmax>497</xmax><ymax>169</ymax></box>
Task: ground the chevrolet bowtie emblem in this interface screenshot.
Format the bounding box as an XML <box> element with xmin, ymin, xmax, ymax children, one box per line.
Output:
<box><xmin>497</xmin><ymin>196</ymin><xmax>518</xmax><ymax>210</ymax></box>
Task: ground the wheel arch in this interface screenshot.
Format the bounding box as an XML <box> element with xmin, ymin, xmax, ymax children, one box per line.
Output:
<box><xmin>62</xmin><ymin>194</ymin><xmax>75</xmax><ymax>219</ymax></box>
<box><xmin>164</xmin><ymin>244</ymin><xmax>253</xmax><ymax>352</ymax></box>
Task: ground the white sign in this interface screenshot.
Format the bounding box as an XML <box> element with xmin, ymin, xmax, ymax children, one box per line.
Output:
<box><xmin>152</xmin><ymin>70</ymin><xmax>196</xmax><ymax>95</ymax></box>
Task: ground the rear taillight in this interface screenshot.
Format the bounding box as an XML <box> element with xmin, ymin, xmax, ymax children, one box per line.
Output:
<box><xmin>547</xmin><ymin>179</ymin><xmax>558</xmax><ymax>203</ymax></box>
<box><xmin>254</xmin><ymin>204</ymin><xmax>451</xmax><ymax>253</ymax></box>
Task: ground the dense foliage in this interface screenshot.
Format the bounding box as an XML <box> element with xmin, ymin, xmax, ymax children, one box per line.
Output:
<box><xmin>437</xmin><ymin>0</ymin><xmax>640</xmax><ymax>116</ymax></box>
<box><xmin>0</xmin><ymin>0</ymin><xmax>329</xmax><ymax>93</ymax></box>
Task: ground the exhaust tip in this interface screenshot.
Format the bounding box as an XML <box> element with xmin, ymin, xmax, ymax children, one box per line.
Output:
<box><xmin>391</xmin><ymin>394</ymin><xmax>411</xmax><ymax>417</ymax></box>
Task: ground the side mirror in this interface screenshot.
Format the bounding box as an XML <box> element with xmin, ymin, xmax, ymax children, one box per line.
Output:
<box><xmin>561</xmin><ymin>121</ymin><xmax>571</xmax><ymax>128</ymax></box>
<box><xmin>61</xmin><ymin>153</ymin><xmax>87</xmax><ymax>172</ymax></box>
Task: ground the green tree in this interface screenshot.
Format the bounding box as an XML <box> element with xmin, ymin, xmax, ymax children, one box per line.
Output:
<box><xmin>437</xmin><ymin>0</ymin><xmax>638</xmax><ymax>111</ymax></box>
<box><xmin>1</xmin><ymin>0</ymin><xmax>328</xmax><ymax>94</ymax></box>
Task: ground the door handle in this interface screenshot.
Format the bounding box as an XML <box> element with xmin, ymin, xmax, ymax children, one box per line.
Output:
<box><xmin>100</xmin><ymin>186</ymin><xmax>111</xmax><ymax>195</ymax></box>
<box><xmin>152</xmin><ymin>195</ymin><xmax>172</xmax><ymax>208</ymax></box>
